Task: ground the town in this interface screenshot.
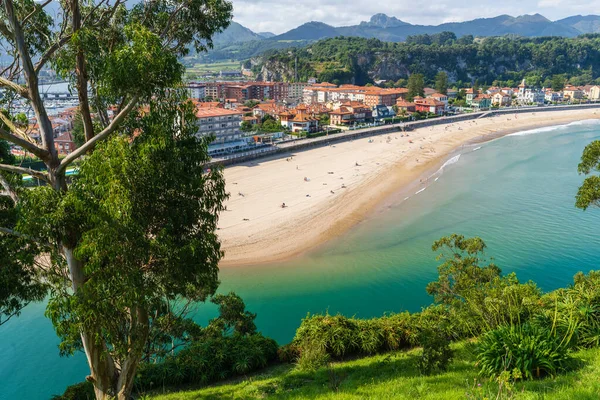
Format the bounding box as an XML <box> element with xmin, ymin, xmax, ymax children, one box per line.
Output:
<box><xmin>15</xmin><ymin>77</ymin><xmax>600</xmax><ymax>161</ymax></box>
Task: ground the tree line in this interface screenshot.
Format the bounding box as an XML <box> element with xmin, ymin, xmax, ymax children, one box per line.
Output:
<box><xmin>254</xmin><ymin>34</ymin><xmax>600</xmax><ymax>87</ymax></box>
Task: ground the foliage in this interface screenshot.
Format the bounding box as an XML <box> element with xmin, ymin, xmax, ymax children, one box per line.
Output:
<box><xmin>477</xmin><ymin>324</ymin><xmax>573</xmax><ymax>380</ymax></box>
<box><xmin>1</xmin><ymin>1</ymin><xmax>234</xmax><ymax>398</ymax></box>
<box><xmin>576</xmin><ymin>141</ymin><xmax>600</xmax><ymax>210</ymax></box>
<box><xmin>0</xmin><ymin>138</ymin><xmax>46</xmax><ymax>326</ymax></box>
<box><xmin>407</xmin><ymin>73</ymin><xmax>425</xmax><ymax>101</ymax></box>
<box><xmin>205</xmin><ymin>292</ymin><xmax>257</xmax><ymax>337</ymax></box>
<box><xmin>52</xmin><ymin>381</ymin><xmax>95</xmax><ymax>400</ymax></box>
<box><xmin>435</xmin><ymin>71</ymin><xmax>449</xmax><ymax>95</ymax></box>
<box><xmin>416</xmin><ymin>328</ymin><xmax>453</xmax><ymax>375</ymax></box>
<box><xmin>136</xmin><ymin>334</ymin><xmax>279</xmax><ymax>391</ymax></box>
<box><xmin>296</xmin><ymin>343</ymin><xmax>331</xmax><ymax>372</ymax></box>
<box><xmin>278</xmin><ymin>343</ymin><xmax>300</xmax><ymax>363</ymax></box>
<box><xmin>253</xmin><ymin>35</ymin><xmax>600</xmax><ymax>86</ymax></box>
<box><xmin>148</xmin><ymin>343</ymin><xmax>600</xmax><ymax>400</ymax></box>
<box><xmin>538</xmin><ymin>271</ymin><xmax>600</xmax><ymax>350</ymax></box>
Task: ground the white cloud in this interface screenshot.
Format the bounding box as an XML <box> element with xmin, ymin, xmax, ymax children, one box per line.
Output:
<box><xmin>229</xmin><ymin>0</ymin><xmax>600</xmax><ymax>34</ymax></box>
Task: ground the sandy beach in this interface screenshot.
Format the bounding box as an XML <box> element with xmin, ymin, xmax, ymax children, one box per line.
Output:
<box><xmin>218</xmin><ymin>109</ymin><xmax>600</xmax><ymax>266</ymax></box>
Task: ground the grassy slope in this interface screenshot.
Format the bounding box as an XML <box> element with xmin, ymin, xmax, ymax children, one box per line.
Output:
<box><xmin>149</xmin><ymin>342</ymin><xmax>600</xmax><ymax>400</ymax></box>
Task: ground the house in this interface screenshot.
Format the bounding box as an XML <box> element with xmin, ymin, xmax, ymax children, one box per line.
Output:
<box><xmin>413</xmin><ymin>97</ymin><xmax>445</xmax><ymax>115</ymax></box>
<box><xmin>582</xmin><ymin>85</ymin><xmax>595</xmax><ymax>98</ymax></box>
<box><xmin>329</xmin><ymin>103</ymin><xmax>372</xmax><ymax>125</ymax></box>
<box><xmin>465</xmin><ymin>88</ymin><xmax>478</xmax><ymax>105</ymax></box>
<box><xmin>54</xmin><ymin>132</ymin><xmax>76</xmax><ymax>156</ymax></box>
<box><xmin>589</xmin><ymin>86</ymin><xmax>600</xmax><ymax>101</ymax></box>
<box><xmin>278</xmin><ymin>105</ymin><xmax>319</xmax><ymax>133</ymax></box>
<box><xmin>372</xmin><ymin>105</ymin><xmax>396</xmax><ymax>121</ymax></box>
<box><xmin>486</xmin><ymin>86</ymin><xmax>502</xmax><ymax>95</ymax></box>
<box><xmin>396</xmin><ymin>99</ymin><xmax>416</xmax><ymax>113</ymax></box>
<box><xmin>545</xmin><ymin>90</ymin><xmax>563</xmax><ymax>103</ymax></box>
<box><xmin>470</xmin><ymin>95</ymin><xmax>492</xmax><ymax>110</ymax></box>
<box><xmin>516</xmin><ymin>80</ymin><xmax>545</xmax><ymax>105</ymax></box>
<box><xmin>491</xmin><ymin>92</ymin><xmax>511</xmax><ymax>107</ymax></box>
<box><xmin>428</xmin><ymin>93</ymin><xmax>448</xmax><ymax>107</ymax></box>
<box><xmin>563</xmin><ymin>84</ymin><xmax>584</xmax><ymax>100</ymax></box>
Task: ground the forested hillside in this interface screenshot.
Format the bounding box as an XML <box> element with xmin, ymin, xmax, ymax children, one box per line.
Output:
<box><xmin>252</xmin><ymin>34</ymin><xmax>600</xmax><ymax>86</ymax></box>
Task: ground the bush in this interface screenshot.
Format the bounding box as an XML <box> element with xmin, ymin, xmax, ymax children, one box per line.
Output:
<box><xmin>278</xmin><ymin>343</ymin><xmax>300</xmax><ymax>363</ymax></box>
<box><xmin>540</xmin><ymin>271</ymin><xmax>600</xmax><ymax>349</ymax></box>
<box><xmin>477</xmin><ymin>324</ymin><xmax>573</xmax><ymax>380</ymax></box>
<box><xmin>293</xmin><ymin>313</ymin><xmax>416</xmax><ymax>360</ymax></box>
<box><xmin>51</xmin><ymin>381</ymin><xmax>95</xmax><ymax>400</ymax></box>
<box><xmin>135</xmin><ymin>334</ymin><xmax>278</xmax><ymax>391</ymax></box>
<box><xmin>297</xmin><ymin>343</ymin><xmax>331</xmax><ymax>371</ymax></box>
<box><xmin>417</xmin><ymin>328</ymin><xmax>453</xmax><ymax>375</ymax></box>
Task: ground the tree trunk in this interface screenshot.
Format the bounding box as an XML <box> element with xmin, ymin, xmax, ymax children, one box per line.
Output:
<box><xmin>64</xmin><ymin>246</ymin><xmax>118</xmax><ymax>399</ymax></box>
<box><xmin>116</xmin><ymin>307</ymin><xmax>150</xmax><ymax>400</ymax></box>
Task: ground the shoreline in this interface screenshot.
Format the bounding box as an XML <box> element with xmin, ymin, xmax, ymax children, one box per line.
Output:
<box><xmin>218</xmin><ymin>109</ymin><xmax>600</xmax><ymax>267</ymax></box>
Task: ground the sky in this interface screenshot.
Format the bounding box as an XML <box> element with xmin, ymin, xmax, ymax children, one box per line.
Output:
<box><xmin>230</xmin><ymin>0</ymin><xmax>600</xmax><ymax>34</ymax></box>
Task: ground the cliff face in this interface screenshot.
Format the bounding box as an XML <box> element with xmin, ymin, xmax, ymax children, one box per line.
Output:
<box><xmin>254</xmin><ymin>61</ymin><xmax>294</xmax><ymax>82</ymax></box>
<box><xmin>251</xmin><ymin>36</ymin><xmax>600</xmax><ymax>85</ymax></box>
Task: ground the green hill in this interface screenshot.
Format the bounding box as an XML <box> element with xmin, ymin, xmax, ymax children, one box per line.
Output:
<box><xmin>149</xmin><ymin>342</ymin><xmax>600</xmax><ymax>399</ymax></box>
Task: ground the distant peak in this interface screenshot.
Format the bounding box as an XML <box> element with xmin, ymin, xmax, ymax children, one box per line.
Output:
<box><xmin>360</xmin><ymin>13</ymin><xmax>409</xmax><ymax>28</ymax></box>
<box><xmin>515</xmin><ymin>13</ymin><xmax>550</xmax><ymax>23</ymax></box>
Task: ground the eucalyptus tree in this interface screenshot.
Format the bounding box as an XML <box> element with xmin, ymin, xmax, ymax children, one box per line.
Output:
<box><xmin>576</xmin><ymin>141</ymin><xmax>600</xmax><ymax>210</ymax></box>
<box><xmin>0</xmin><ymin>1</ymin><xmax>232</xmax><ymax>398</ymax></box>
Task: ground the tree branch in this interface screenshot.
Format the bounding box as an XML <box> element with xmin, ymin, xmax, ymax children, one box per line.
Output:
<box><xmin>4</xmin><ymin>0</ymin><xmax>56</xmax><ymax>159</ymax></box>
<box><xmin>0</xmin><ymin>76</ymin><xmax>29</xmax><ymax>99</ymax></box>
<box><xmin>0</xmin><ymin>226</ymin><xmax>50</xmax><ymax>247</ymax></box>
<box><xmin>0</xmin><ymin>163</ymin><xmax>48</xmax><ymax>182</ymax></box>
<box><xmin>0</xmin><ymin>172</ymin><xmax>18</xmax><ymax>203</ymax></box>
<box><xmin>0</xmin><ymin>126</ymin><xmax>50</xmax><ymax>160</ymax></box>
<box><xmin>21</xmin><ymin>0</ymin><xmax>53</xmax><ymax>26</ymax></box>
<box><xmin>71</xmin><ymin>0</ymin><xmax>95</xmax><ymax>143</ymax></box>
<box><xmin>34</xmin><ymin>35</ymin><xmax>73</xmax><ymax>75</ymax></box>
<box><xmin>57</xmin><ymin>95</ymin><xmax>140</xmax><ymax>174</ymax></box>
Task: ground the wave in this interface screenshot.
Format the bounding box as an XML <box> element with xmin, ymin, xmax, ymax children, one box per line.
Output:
<box><xmin>440</xmin><ymin>154</ymin><xmax>461</xmax><ymax>169</ymax></box>
<box><xmin>473</xmin><ymin>146</ymin><xmax>482</xmax><ymax>151</ymax></box>
<box><xmin>415</xmin><ymin>188</ymin><xmax>426</xmax><ymax>195</ymax></box>
<box><xmin>508</xmin><ymin>119</ymin><xmax>600</xmax><ymax>137</ymax></box>
<box><xmin>428</xmin><ymin>154</ymin><xmax>462</xmax><ymax>181</ymax></box>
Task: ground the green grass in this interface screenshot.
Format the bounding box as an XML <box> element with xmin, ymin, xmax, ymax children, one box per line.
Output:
<box><xmin>186</xmin><ymin>61</ymin><xmax>241</xmax><ymax>74</ymax></box>
<box><xmin>148</xmin><ymin>342</ymin><xmax>600</xmax><ymax>400</ymax></box>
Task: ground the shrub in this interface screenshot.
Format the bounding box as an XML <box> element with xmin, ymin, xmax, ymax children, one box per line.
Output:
<box><xmin>135</xmin><ymin>334</ymin><xmax>278</xmax><ymax>391</ymax></box>
<box><xmin>278</xmin><ymin>343</ymin><xmax>300</xmax><ymax>363</ymax></box>
<box><xmin>293</xmin><ymin>313</ymin><xmax>417</xmax><ymax>360</ymax></box>
<box><xmin>51</xmin><ymin>381</ymin><xmax>95</xmax><ymax>400</ymax></box>
<box><xmin>417</xmin><ymin>328</ymin><xmax>453</xmax><ymax>375</ymax></box>
<box><xmin>297</xmin><ymin>343</ymin><xmax>330</xmax><ymax>371</ymax></box>
<box><xmin>541</xmin><ymin>271</ymin><xmax>600</xmax><ymax>349</ymax></box>
<box><xmin>477</xmin><ymin>323</ymin><xmax>573</xmax><ymax>380</ymax></box>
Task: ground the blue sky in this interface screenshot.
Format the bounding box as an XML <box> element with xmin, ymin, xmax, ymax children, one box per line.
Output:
<box><xmin>230</xmin><ymin>0</ymin><xmax>598</xmax><ymax>34</ymax></box>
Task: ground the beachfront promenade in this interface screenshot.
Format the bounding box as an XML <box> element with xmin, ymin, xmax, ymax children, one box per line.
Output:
<box><xmin>210</xmin><ymin>103</ymin><xmax>600</xmax><ymax>168</ymax></box>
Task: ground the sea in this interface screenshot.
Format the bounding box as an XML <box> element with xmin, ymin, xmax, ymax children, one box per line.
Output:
<box><xmin>2</xmin><ymin>120</ymin><xmax>600</xmax><ymax>399</ymax></box>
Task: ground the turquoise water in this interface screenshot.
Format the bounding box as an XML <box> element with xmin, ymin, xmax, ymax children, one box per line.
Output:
<box><xmin>2</xmin><ymin>120</ymin><xmax>600</xmax><ymax>399</ymax></box>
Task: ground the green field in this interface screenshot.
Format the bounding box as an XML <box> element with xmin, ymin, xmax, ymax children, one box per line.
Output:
<box><xmin>148</xmin><ymin>342</ymin><xmax>600</xmax><ymax>400</ymax></box>
<box><xmin>185</xmin><ymin>61</ymin><xmax>242</xmax><ymax>75</ymax></box>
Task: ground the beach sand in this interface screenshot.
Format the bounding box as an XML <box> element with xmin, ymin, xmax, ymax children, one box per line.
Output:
<box><xmin>218</xmin><ymin>109</ymin><xmax>600</xmax><ymax>266</ymax></box>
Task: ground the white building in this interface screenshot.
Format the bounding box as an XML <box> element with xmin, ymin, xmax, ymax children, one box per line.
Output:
<box><xmin>516</xmin><ymin>80</ymin><xmax>545</xmax><ymax>105</ymax></box>
<box><xmin>187</xmin><ymin>83</ymin><xmax>206</xmax><ymax>100</ymax></box>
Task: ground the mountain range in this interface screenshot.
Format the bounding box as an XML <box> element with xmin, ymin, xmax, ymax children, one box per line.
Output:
<box><xmin>266</xmin><ymin>13</ymin><xmax>600</xmax><ymax>42</ymax></box>
<box><xmin>197</xmin><ymin>13</ymin><xmax>600</xmax><ymax>62</ymax></box>
<box><xmin>216</xmin><ymin>13</ymin><xmax>600</xmax><ymax>46</ymax></box>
